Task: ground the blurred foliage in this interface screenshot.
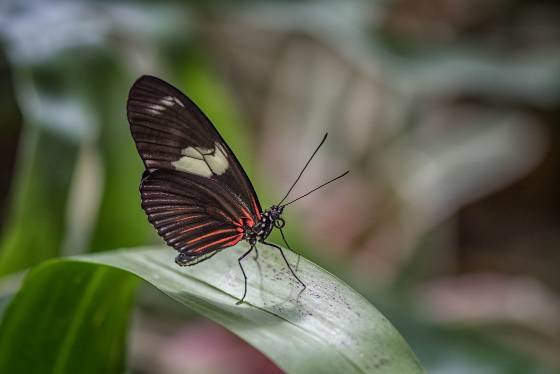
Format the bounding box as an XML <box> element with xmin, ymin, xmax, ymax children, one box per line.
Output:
<box><xmin>0</xmin><ymin>261</ymin><xmax>136</xmax><ymax>374</ymax></box>
<box><xmin>0</xmin><ymin>69</ymin><xmax>80</xmax><ymax>274</ymax></box>
<box><xmin>0</xmin><ymin>0</ymin><xmax>559</xmax><ymax>372</ymax></box>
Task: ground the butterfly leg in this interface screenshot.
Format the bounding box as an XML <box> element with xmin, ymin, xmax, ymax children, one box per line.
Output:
<box><xmin>263</xmin><ymin>241</ymin><xmax>306</xmax><ymax>289</ymax></box>
<box><xmin>278</xmin><ymin>228</ymin><xmax>301</xmax><ymax>272</ymax></box>
<box><xmin>253</xmin><ymin>247</ymin><xmax>259</xmax><ymax>261</ymax></box>
<box><xmin>236</xmin><ymin>245</ymin><xmax>255</xmax><ymax>305</ymax></box>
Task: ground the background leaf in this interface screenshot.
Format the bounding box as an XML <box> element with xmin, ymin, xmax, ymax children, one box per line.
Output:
<box><xmin>0</xmin><ymin>261</ymin><xmax>136</xmax><ymax>374</ymax></box>
<box><xmin>0</xmin><ymin>100</ymin><xmax>80</xmax><ymax>275</ymax></box>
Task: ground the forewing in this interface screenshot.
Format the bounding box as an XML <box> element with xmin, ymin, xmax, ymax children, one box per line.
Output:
<box><xmin>140</xmin><ymin>170</ymin><xmax>252</xmax><ymax>262</ymax></box>
<box><xmin>127</xmin><ymin>75</ymin><xmax>261</xmax><ymax>219</ymax></box>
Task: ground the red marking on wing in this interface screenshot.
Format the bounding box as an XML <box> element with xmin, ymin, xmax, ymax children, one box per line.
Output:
<box><xmin>216</xmin><ymin>210</ymin><xmax>231</xmax><ymax>222</ymax></box>
<box><xmin>223</xmin><ymin>234</ymin><xmax>244</xmax><ymax>247</ymax></box>
<box><xmin>251</xmin><ymin>195</ymin><xmax>261</xmax><ymax>220</ymax></box>
<box><xmin>235</xmin><ymin>215</ymin><xmax>254</xmax><ymax>229</ymax></box>
<box><xmin>157</xmin><ymin>214</ymin><xmax>205</xmax><ymax>225</ymax></box>
<box><xmin>239</xmin><ymin>206</ymin><xmax>254</xmax><ymax>225</ymax></box>
<box><xmin>179</xmin><ymin>221</ymin><xmax>214</xmax><ymax>234</ymax></box>
<box><xmin>187</xmin><ymin>228</ymin><xmax>239</xmax><ymax>245</ymax></box>
<box><xmin>191</xmin><ymin>233</ymin><xmax>243</xmax><ymax>253</ymax></box>
<box><xmin>216</xmin><ymin>210</ymin><xmax>244</xmax><ymax>228</ymax></box>
<box><xmin>146</xmin><ymin>206</ymin><xmax>201</xmax><ymax>212</ymax></box>
<box><xmin>179</xmin><ymin>214</ymin><xmax>204</xmax><ymax>220</ymax></box>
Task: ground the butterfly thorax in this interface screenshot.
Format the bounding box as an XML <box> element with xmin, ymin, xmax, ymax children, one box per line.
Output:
<box><xmin>243</xmin><ymin>205</ymin><xmax>285</xmax><ymax>245</ymax></box>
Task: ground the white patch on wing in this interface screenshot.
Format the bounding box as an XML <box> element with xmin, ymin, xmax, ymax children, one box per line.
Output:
<box><xmin>204</xmin><ymin>143</ymin><xmax>229</xmax><ymax>175</ymax></box>
<box><xmin>160</xmin><ymin>96</ymin><xmax>175</xmax><ymax>107</ymax></box>
<box><xmin>146</xmin><ymin>103</ymin><xmax>166</xmax><ymax>115</ymax></box>
<box><xmin>171</xmin><ymin>142</ymin><xmax>229</xmax><ymax>177</ymax></box>
<box><xmin>182</xmin><ymin>146</ymin><xmax>207</xmax><ymax>160</ymax></box>
<box><xmin>171</xmin><ymin>156</ymin><xmax>212</xmax><ymax>177</ymax></box>
<box><xmin>173</xmin><ymin>97</ymin><xmax>184</xmax><ymax>107</ymax></box>
<box><xmin>160</xmin><ymin>95</ymin><xmax>185</xmax><ymax>108</ymax></box>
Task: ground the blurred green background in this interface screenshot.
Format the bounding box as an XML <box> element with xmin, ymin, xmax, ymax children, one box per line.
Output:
<box><xmin>0</xmin><ymin>0</ymin><xmax>559</xmax><ymax>373</ymax></box>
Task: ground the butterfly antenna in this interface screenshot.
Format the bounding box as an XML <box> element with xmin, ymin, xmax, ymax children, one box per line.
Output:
<box><xmin>277</xmin><ymin>133</ymin><xmax>328</xmax><ymax>205</ymax></box>
<box><xmin>282</xmin><ymin>170</ymin><xmax>349</xmax><ymax>207</ymax></box>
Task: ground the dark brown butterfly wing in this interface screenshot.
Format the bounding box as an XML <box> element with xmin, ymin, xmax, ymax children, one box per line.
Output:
<box><xmin>127</xmin><ymin>75</ymin><xmax>261</xmax><ymax>263</ymax></box>
<box><xmin>127</xmin><ymin>75</ymin><xmax>262</xmax><ymax>217</ymax></box>
<box><xmin>140</xmin><ymin>170</ymin><xmax>250</xmax><ymax>264</ymax></box>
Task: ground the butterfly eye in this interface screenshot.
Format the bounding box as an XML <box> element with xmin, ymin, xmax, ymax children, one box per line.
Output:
<box><xmin>274</xmin><ymin>218</ymin><xmax>285</xmax><ymax>229</ymax></box>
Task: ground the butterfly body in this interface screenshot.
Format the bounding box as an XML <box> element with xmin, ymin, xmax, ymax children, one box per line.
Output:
<box><xmin>244</xmin><ymin>205</ymin><xmax>285</xmax><ymax>246</ymax></box>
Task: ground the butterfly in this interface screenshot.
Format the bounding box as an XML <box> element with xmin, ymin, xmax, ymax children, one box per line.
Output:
<box><xmin>127</xmin><ymin>75</ymin><xmax>348</xmax><ymax>304</ymax></box>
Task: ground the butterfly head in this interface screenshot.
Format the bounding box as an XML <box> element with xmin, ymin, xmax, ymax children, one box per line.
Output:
<box><xmin>268</xmin><ymin>204</ymin><xmax>285</xmax><ymax>229</ymax></box>
<box><xmin>248</xmin><ymin>205</ymin><xmax>285</xmax><ymax>244</ymax></box>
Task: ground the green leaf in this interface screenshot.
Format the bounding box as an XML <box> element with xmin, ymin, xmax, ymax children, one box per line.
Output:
<box><xmin>0</xmin><ymin>245</ymin><xmax>423</xmax><ymax>373</ymax></box>
<box><xmin>0</xmin><ymin>64</ymin><xmax>91</xmax><ymax>274</ymax></box>
<box><xmin>0</xmin><ymin>261</ymin><xmax>137</xmax><ymax>374</ymax></box>
<box><xmin>0</xmin><ymin>126</ymin><xmax>79</xmax><ymax>275</ymax></box>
